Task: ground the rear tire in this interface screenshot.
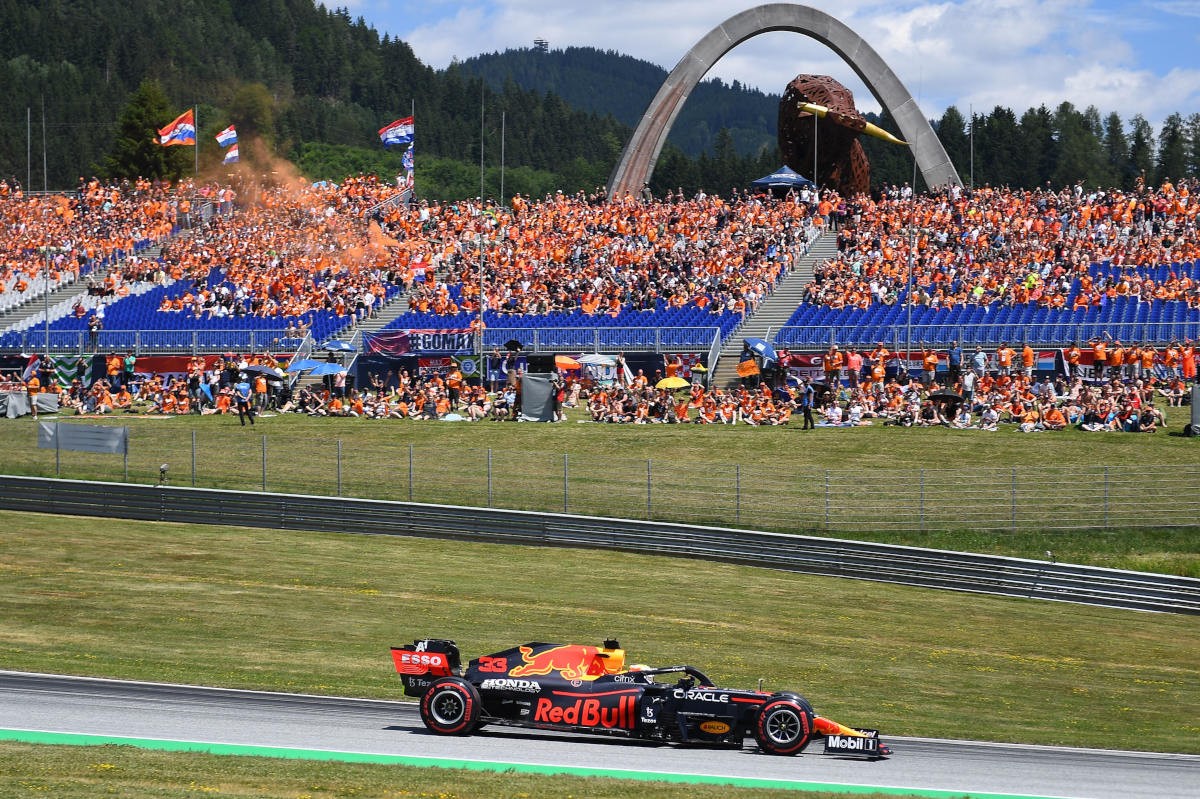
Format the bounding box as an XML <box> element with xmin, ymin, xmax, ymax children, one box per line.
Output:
<box><xmin>753</xmin><ymin>698</ymin><xmax>814</xmax><ymax>755</ymax></box>
<box><xmin>419</xmin><ymin>678</ymin><xmax>482</xmax><ymax>736</ymax></box>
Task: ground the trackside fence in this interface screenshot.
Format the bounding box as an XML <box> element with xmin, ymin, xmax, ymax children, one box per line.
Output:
<box><xmin>1</xmin><ymin>474</ymin><xmax>1196</xmax><ymax>614</ymax></box>
<box><xmin>2</xmin><ymin>425</ymin><xmax>1199</xmax><ymax>535</ymax></box>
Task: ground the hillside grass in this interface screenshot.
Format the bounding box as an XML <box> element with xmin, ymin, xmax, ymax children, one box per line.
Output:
<box><xmin>1</xmin><ymin>511</ymin><xmax>1197</xmax><ymax>754</ymax></box>
<box><xmin>1</xmin><ymin>411</ymin><xmax>1198</xmax><ymax>575</ymax></box>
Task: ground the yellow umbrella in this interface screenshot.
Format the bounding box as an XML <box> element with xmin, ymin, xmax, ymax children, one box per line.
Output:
<box><xmin>656</xmin><ymin>376</ymin><xmax>690</xmax><ymax>389</ymax></box>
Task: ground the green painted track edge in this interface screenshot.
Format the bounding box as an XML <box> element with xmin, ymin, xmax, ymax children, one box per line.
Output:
<box><xmin>0</xmin><ymin>728</ymin><xmax>1067</xmax><ymax>799</ymax></box>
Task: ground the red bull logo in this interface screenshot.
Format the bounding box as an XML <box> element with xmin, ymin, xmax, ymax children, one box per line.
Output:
<box><xmin>533</xmin><ymin>694</ymin><xmax>637</xmax><ymax>729</ymax></box>
<box><xmin>509</xmin><ymin>645</ymin><xmax>593</xmax><ymax>679</ymax></box>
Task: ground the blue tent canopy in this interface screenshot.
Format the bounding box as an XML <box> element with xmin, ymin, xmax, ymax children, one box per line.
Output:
<box><xmin>751</xmin><ymin>165</ymin><xmax>814</xmax><ymax>190</ymax></box>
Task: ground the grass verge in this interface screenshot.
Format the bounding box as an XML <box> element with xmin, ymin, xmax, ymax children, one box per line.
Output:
<box><xmin>1</xmin><ymin>510</ymin><xmax>1197</xmax><ymax>754</ymax></box>
<box><xmin>0</xmin><ymin>740</ymin><xmax>916</xmax><ymax>799</ymax></box>
<box><xmin>1</xmin><ymin>413</ymin><xmax>1199</xmax><ymax>575</ymax></box>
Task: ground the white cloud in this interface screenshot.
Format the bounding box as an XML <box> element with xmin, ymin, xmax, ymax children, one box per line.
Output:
<box><xmin>390</xmin><ymin>0</ymin><xmax>1200</xmax><ymax>123</ymax></box>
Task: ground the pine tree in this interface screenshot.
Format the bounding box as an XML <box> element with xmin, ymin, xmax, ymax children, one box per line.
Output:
<box><xmin>1186</xmin><ymin>113</ymin><xmax>1200</xmax><ymax>179</ymax></box>
<box><xmin>1154</xmin><ymin>113</ymin><xmax>1187</xmax><ymax>185</ymax></box>
<box><xmin>935</xmin><ymin>106</ymin><xmax>968</xmax><ymax>181</ymax></box>
<box><xmin>1102</xmin><ymin>112</ymin><xmax>1131</xmax><ymax>189</ymax></box>
<box><xmin>1128</xmin><ymin>115</ymin><xmax>1155</xmax><ymax>185</ymax></box>
<box><xmin>102</xmin><ymin>78</ymin><xmax>189</xmax><ymax>181</ymax></box>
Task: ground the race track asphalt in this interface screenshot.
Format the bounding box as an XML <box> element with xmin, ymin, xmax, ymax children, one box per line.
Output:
<box><xmin>1</xmin><ymin>671</ymin><xmax>1195</xmax><ymax>798</ymax></box>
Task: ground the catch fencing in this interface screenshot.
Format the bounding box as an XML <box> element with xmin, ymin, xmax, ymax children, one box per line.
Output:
<box><xmin>5</xmin><ymin>425</ymin><xmax>1199</xmax><ymax>535</ymax></box>
<box><xmin>1</xmin><ymin>473</ymin><xmax>1196</xmax><ymax>614</ymax></box>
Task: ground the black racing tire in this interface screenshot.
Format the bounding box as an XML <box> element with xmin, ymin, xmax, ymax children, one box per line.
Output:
<box><xmin>419</xmin><ymin>677</ymin><xmax>482</xmax><ymax>736</ymax></box>
<box><xmin>753</xmin><ymin>698</ymin><xmax>814</xmax><ymax>755</ymax></box>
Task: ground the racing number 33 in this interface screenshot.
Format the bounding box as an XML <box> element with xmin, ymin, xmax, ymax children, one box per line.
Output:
<box><xmin>478</xmin><ymin>656</ymin><xmax>508</xmax><ymax>673</ymax></box>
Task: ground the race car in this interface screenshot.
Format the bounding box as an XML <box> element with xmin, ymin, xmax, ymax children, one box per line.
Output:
<box><xmin>390</xmin><ymin>638</ymin><xmax>889</xmax><ymax>757</ymax></box>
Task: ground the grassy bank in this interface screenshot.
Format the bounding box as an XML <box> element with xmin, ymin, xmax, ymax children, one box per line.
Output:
<box><xmin>1</xmin><ymin>511</ymin><xmax>1197</xmax><ymax>754</ymax></box>
<box><xmin>1</xmin><ymin>413</ymin><xmax>1198</xmax><ymax>574</ymax></box>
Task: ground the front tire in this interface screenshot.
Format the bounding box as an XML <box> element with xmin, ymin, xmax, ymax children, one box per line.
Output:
<box><xmin>753</xmin><ymin>698</ymin><xmax>814</xmax><ymax>755</ymax></box>
<box><xmin>419</xmin><ymin>678</ymin><xmax>482</xmax><ymax>736</ymax></box>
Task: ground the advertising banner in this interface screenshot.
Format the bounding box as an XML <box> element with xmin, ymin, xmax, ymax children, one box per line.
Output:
<box><xmin>364</xmin><ymin>329</ymin><xmax>474</xmax><ymax>356</ymax></box>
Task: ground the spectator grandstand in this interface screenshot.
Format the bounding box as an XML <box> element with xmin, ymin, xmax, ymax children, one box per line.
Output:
<box><xmin>777</xmin><ymin>178</ymin><xmax>1200</xmax><ymax>348</ymax></box>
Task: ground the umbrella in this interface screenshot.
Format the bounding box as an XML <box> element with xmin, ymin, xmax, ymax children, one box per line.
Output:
<box><xmin>285</xmin><ymin>358</ymin><xmax>326</xmax><ymax>373</ymax></box>
<box><xmin>322</xmin><ymin>340</ymin><xmax>356</xmax><ymax>353</ymax></box>
<box><xmin>504</xmin><ymin>339</ymin><xmax>524</xmax><ymax>352</ymax></box>
<box><xmin>244</xmin><ymin>365</ymin><xmax>285</xmax><ymax>378</ymax></box>
<box><xmin>307</xmin><ymin>363</ymin><xmax>348</xmax><ymax>376</ymax></box>
<box><xmin>555</xmin><ymin>355</ymin><xmax>580</xmax><ymax>368</ymax></box>
<box><xmin>577</xmin><ymin>353</ymin><xmax>616</xmax><ymax>366</ymax></box>
<box><xmin>656</xmin><ymin>376</ymin><xmax>690</xmax><ymax>389</ymax></box>
<box><xmin>744</xmin><ymin>337</ymin><xmax>778</xmax><ymax>363</ymax></box>
<box><xmin>689</xmin><ymin>364</ymin><xmax>708</xmax><ymax>372</ymax></box>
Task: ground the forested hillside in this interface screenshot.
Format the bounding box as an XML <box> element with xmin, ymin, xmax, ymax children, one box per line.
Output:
<box><xmin>458</xmin><ymin>46</ymin><xmax>780</xmax><ymax>158</ymax></box>
<box><xmin>0</xmin><ymin>1</ymin><xmax>1195</xmax><ymax>198</ymax></box>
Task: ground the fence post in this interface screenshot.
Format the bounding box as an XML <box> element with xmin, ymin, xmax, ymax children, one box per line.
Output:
<box><xmin>191</xmin><ymin>429</ymin><xmax>196</xmax><ymax>487</ymax></box>
<box><xmin>646</xmin><ymin>459</ymin><xmax>652</xmax><ymax>518</ymax></box>
<box><xmin>337</xmin><ymin>439</ymin><xmax>342</xmax><ymax>497</ymax></box>
<box><xmin>919</xmin><ymin>468</ymin><xmax>925</xmax><ymax>531</ymax></box>
<box><xmin>1010</xmin><ymin>467</ymin><xmax>1017</xmax><ymax>532</ymax></box>
<box><xmin>824</xmin><ymin>470</ymin><xmax>830</xmax><ymax>530</ymax></box>
<box><xmin>735</xmin><ymin>464</ymin><xmax>741</xmax><ymax>526</ymax></box>
<box><xmin>408</xmin><ymin>443</ymin><xmax>414</xmax><ymax>502</ymax></box>
<box><xmin>563</xmin><ymin>453</ymin><xmax>569</xmax><ymax>513</ymax></box>
<box><xmin>1103</xmin><ymin>467</ymin><xmax>1109</xmax><ymax>529</ymax></box>
<box><xmin>261</xmin><ymin>435</ymin><xmax>267</xmax><ymax>492</ymax></box>
<box><xmin>487</xmin><ymin>449</ymin><xmax>492</xmax><ymax>507</ymax></box>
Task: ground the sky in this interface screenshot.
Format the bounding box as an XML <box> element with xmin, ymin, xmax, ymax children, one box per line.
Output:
<box><xmin>344</xmin><ymin>0</ymin><xmax>1200</xmax><ymax>124</ymax></box>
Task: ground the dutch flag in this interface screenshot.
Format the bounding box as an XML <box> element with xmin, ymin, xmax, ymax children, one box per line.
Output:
<box><xmin>379</xmin><ymin>116</ymin><xmax>414</xmax><ymax>148</ymax></box>
<box><xmin>158</xmin><ymin>109</ymin><xmax>196</xmax><ymax>147</ymax></box>
<box><xmin>215</xmin><ymin>125</ymin><xmax>237</xmax><ymax>147</ymax></box>
<box><xmin>223</xmin><ymin>144</ymin><xmax>239</xmax><ymax>165</ymax></box>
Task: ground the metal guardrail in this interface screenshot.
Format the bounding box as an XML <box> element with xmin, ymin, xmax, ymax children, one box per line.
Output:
<box><xmin>481</xmin><ymin>327</ymin><xmax>722</xmax><ymax>353</ymax></box>
<box><xmin>773</xmin><ymin>322</ymin><xmax>1200</xmax><ymax>349</ymax></box>
<box><xmin>2</xmin><ymin>474</ymin><xmax>1195</xmax><ymax>615</ymax></box>
<box><xmin>3</xmin><ymin>329</ymin><xmax>309</xmax><ymax>355</ymax></box>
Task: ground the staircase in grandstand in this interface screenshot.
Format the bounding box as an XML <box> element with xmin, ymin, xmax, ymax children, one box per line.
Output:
<box><xmin>0</xmin><ymin>244</ymin><xmax>167</xmax><ymax>338</ymax></box>
<box><xmin>292</xmin><ymin>270</ymin><xmax>437</xmax><ymax>394</ymax></box>
<box><xmin>710</xmin><ymin>232</ymin><xmax>838</xmax><ymax>387</ymax></box>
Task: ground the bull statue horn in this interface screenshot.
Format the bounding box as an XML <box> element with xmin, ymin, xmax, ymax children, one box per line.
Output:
<box><xmin>798</xmin><ymin>100</ymin><xmax>908</xmax><ymax>146</ymax></box>
<box><xmin>862</xmin><ymin>120</ymin><xmax>909</xmax><ymax>146</ymax></box>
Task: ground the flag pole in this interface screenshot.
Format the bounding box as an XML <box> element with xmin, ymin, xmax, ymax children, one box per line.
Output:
<box><xmin>194</xmin><ymin>105</ymin><xmax>199</xmax><ymax>176</ymax></box>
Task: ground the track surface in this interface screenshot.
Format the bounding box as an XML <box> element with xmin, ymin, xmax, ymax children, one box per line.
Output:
<box><xmin>2</xmin><ymin>671</ymin><xmax>1196</xmax><ymax>798</ymax></box>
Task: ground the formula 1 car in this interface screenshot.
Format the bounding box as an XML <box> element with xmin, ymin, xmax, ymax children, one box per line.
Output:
<box><xmin>391</xmin><ymin>638</ymin><xmax>889</xmax><ymax>757</ymax></box>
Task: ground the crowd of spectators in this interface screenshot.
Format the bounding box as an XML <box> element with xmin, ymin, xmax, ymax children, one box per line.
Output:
<box><xmin>808</xmin><ymin>177</ymin><xmax>1200</xmax><ymax>311</ymax></box>
<box><xmin>149</xmin><ymin>175</ymin><xmax>404</xmax><ymax>324</ymax></box>
<box><xmin>0</xmin><ymin>176</ymin><xmax>185</xmax><ymax>311</ymax></box>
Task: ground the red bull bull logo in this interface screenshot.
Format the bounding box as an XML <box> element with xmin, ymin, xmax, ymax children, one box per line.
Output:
<box><xmin>509</xmin><ymin>645</ymin><xmax>593</xmax><ymax>679</ymax></box>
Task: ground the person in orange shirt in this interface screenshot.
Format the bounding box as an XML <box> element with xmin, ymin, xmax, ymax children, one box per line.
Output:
<box><xmin>1041</xmin><ymin>404</ymin><xmax>1067</xmax><ymax>430</ymax></box>
<box><xmin>995</xmin><ymin>343</ymin><xmax>1014</xmax><ymax>376</ymax></box>
<box><xmin>25</xmin><ymin>373</ymin><xmax>40</xmax><ymax>419</ymax></box>
<box><xmin>1107</xmin><ymin>341</ymin><xmax>1124</xmax><ymax>380</ymax></box>
<box><xmin>1180</xmin><ymin>339</ymin><xmax>1197</xmax><ymax>382</ymax></box>
<box><xmin>1065</xmin><ymin>344</ymin><xmax>1082</xmax><ymax>381</ymax></box>
<box><xmin>1021</xmin><ymin>344</ymin><xmax>1035</xmax><ymax>380</ymax></box>
<box><xmin>1090</xmin><ymin>337</ymin><xmax>1107</xmax><ymax>380</ymax></box>
<box><xmin>920</xmin><ymin>344</ymin><xmax>938</xmax><ymax>389</ymax></box>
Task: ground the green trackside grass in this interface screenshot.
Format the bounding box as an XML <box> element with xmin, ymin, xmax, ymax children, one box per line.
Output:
<box><xmin>1</xmin><ymin>511</ymin><xmax>1197</xmax><ymax>754</ymax></box>
<box><xmin>0</xmin><ymin>741</ymin><xmax>909</xmax><ymax>799</ymax></box>
<box><xmin>0</xmin><ymin>411</ymin><xmax>1198</xmax><ymax>575</ymax></box>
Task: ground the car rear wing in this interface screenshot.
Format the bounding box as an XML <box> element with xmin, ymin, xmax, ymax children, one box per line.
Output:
<box><xmin>391</xmin><ymin>639</ymin><xmax>460</xmax><ymax>697</ymax></box>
